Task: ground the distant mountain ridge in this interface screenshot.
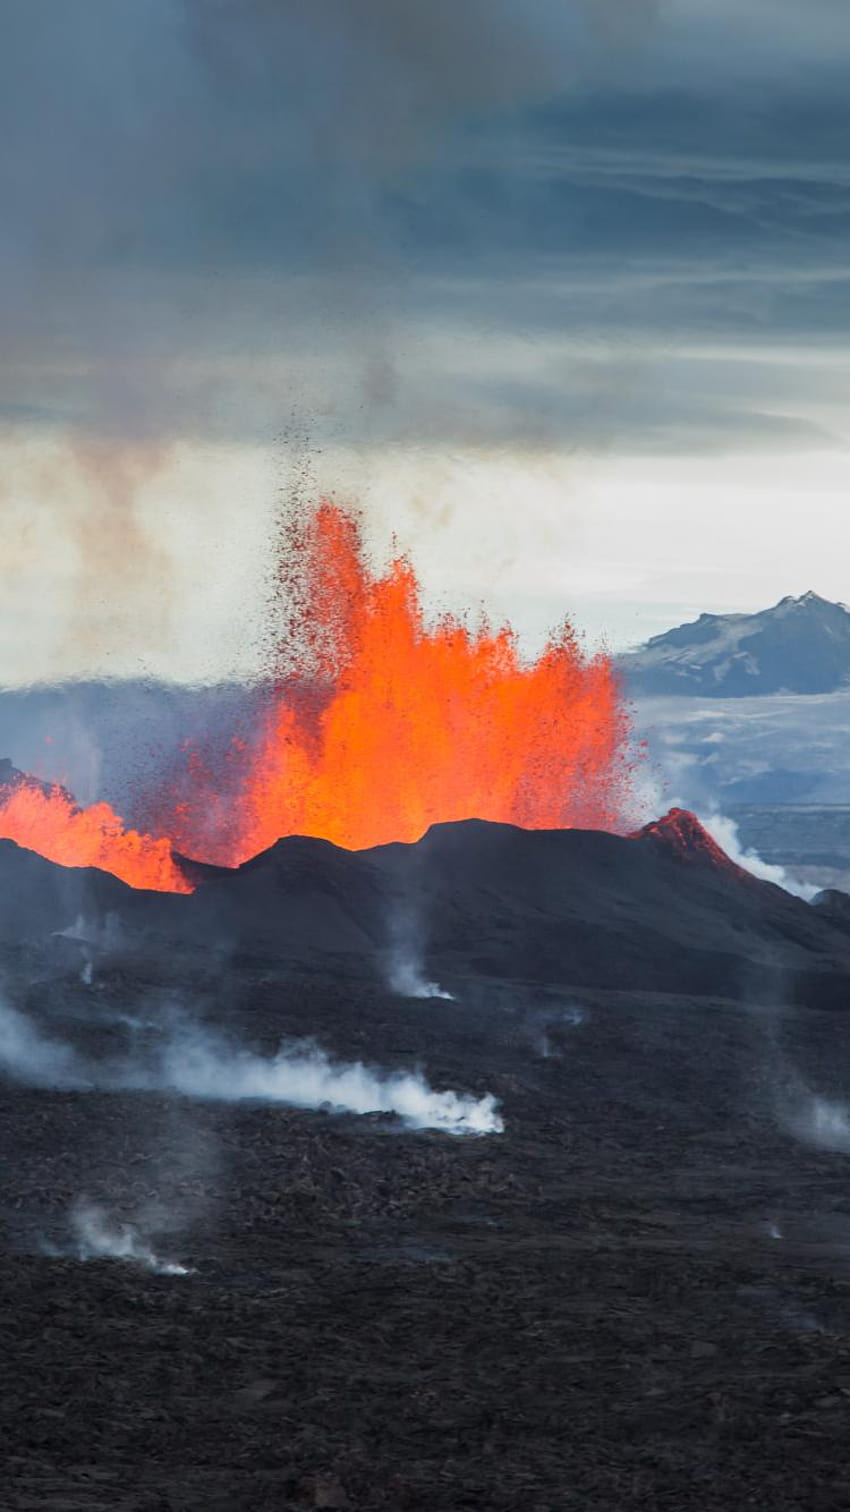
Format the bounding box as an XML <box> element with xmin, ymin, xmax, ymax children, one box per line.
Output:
<box><xmin>619</xmin><ymin>592</ymin><xmax>850</xmax><ymax>697</ymax></box>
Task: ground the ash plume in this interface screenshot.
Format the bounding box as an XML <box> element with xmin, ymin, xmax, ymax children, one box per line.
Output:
<box><xmin>66</xmin><ymin>439</ymin><xmax>175</xmax><ymax>668</ymax></box>
<box><xmin>0</xmin><ymin>0</ymin><xmax>665</xmax><ymax>695</ymax></box>
<box><xmin>186</xmin><ymin>1</ymin><xmax>656</xmax><ymax>173</ymax></box>
<box><xmin>0</xmin><ymin>0</ymin><xmax>661</xmax><ymax>464</ymax></box>
<box><xmin>0</xmin><ymin>434</ymin><xmax>177</xmax><ymax>685</ymax></box>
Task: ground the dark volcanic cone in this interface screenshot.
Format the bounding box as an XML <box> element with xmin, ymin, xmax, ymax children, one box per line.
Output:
<box><xmin>631</xmin><ymin>806</ymin><xmax>749</xmax><ymax>877</ymax></box>
<box><xmin>5</xmin><ymin>804</ymin><xmax>850</xmax><ymax>1008</ymax></box>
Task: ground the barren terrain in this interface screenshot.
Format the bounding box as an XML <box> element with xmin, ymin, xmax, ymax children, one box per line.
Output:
<box><xmin>4</xmin><ymin>821</ymin><xmax>850</xmax><ymax>1508</ymax></box>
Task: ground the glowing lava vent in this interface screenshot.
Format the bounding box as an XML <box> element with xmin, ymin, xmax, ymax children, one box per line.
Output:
<box><xmin>0</xmin><ymin>765</ymin><xmax>191</xmax><ymax>893</ymax></box>
<box><xmin>0</xmin><ymin>502</ymin><xmax>635</xmax><ymax>889</ymax></box>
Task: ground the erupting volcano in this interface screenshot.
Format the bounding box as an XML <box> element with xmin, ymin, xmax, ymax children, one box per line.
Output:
<box><xmin>0</xmin><ymin>764</ymin><xmax>191</xmax><ymax>894</ymax></box>
<box><xmin>0</xmin><ymin>502</ymin><xmax>634</xmax><ymax>891</ymax></box>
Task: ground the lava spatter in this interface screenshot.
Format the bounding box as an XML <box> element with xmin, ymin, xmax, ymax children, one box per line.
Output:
<box><xmin>191</xmin><ymin>501</ymin><xmax>634</xmax><ymax>862</ymax></box>
<box><xmin>0</xmin><ymin>502</ymin><xmax>635</xmax><ymax>888</ymax></box>
<box><xmin>0</xmin><ymin>768</ymin><xmax>191</xmax><ymax>893</ymax></box>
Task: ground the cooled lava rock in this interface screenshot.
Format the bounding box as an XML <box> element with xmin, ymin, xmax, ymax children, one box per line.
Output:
<box><xmin>3</xmin><ymin>810</ymin><xmax>850</xmax><ymax>1006</ymax></box>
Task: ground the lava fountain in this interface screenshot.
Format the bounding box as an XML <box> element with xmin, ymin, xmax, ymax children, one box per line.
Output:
<box><xmin>0</xmin><ymin>501</ymin><xmax>635</xmax><ymax>890</ymax></box>
<box><xmin>0</xmin><ymin>773</ymin><xmax>191</xmax><ymax>893</ymax></box>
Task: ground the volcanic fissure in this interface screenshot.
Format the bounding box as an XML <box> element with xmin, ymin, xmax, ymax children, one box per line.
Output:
<box><xmin>0</xmin><ymin>502</ymin><xmax>635</xmax><ymax>891</ymax></box>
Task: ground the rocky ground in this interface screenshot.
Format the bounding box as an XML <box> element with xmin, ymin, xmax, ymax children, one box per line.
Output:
<box><xmin>4</xmin><ymin>955</ymin><xmax>850</xmax><ymax>1509</ymax></box>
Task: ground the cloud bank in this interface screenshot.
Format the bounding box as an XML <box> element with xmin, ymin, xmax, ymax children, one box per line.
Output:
<box><xmin>12</xmin><ymin>0</ymin><xmax>848</xmax><ymax>455</ymax></box>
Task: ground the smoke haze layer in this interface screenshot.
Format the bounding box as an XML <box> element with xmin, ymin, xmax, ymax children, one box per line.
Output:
<box><xmin>0</xmin><ymin>0</ymin><xmax>666</xmax><ymax>686</ymax></box>
<box><xmin>3</xmin><ymin>0</ymin><xmax>850</xmax><ymax>693</ymax></box>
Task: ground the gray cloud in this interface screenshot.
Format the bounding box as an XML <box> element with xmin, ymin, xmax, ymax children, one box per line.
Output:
<box><xmin>0</xmin><ymin>0</ymin><xmax>848</xmax><ymax>457</ymax></box>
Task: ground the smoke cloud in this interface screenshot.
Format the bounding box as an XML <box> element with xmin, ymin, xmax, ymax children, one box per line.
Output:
<box><xmin>0</xmin><ymin>0</ymin><xmax>663</xmax><ymax>456</ymax></box>
<box><xmin>184</xmin><ymin>1</ymin><xmax>656</xmax><ymax>173</ymax></box>
<box><xmin>66</xmin><ymin>440</ymin><xmax>175</xmax><ymax>665</ymax></box>
<box><xmin>1</xmin><ymin>1</ymin><xmax>666</xmax><ymax>687</ymax></box>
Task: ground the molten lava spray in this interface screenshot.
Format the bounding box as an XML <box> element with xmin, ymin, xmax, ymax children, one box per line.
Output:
<box><xmin>207</xmin><ymin>503</ymin><xmax>630</xmax><ymax>860</ymax></box>
<box><xmin>0</xmin><ymin>501</ymin><xmax>634</xmax><ymax>889</ymax></box>
<box><xmin>0</xmin><ymin>773</ymin><xmax>190</xmax><ymax>893</ymax></box>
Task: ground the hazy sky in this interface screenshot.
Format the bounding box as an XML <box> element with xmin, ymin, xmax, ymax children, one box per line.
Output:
<box><xmin>3</xmin><ymin>0</ymin><xmax>850</xmax><ymax>683</ymax></box>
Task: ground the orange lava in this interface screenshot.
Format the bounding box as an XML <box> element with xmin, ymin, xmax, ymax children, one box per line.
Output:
<box><xmin>191</xmin><ymin>502</ymin><xmax>633</xmax><ymax>862</ymax></box>
<box><xmin>0</xmin><ymin>775</ymin><xmax>191</xmax><ymax>893</ymax></box>
<box><xmin>0</xmin><ymin>501</ymin><xmax>635</xmax><ymax>888</ymax></box>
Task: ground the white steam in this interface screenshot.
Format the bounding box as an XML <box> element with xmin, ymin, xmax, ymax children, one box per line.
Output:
<box><xmin>0</xmin><ymin>994</ymin><xmax>502</xmax><ymax>1135</ymax></box>
<box><xmin>388</xmin><ymin>956</ymin><xmax>454</xmax><ymax>1001</ymax></box>
<box><xmin>0</xmin><ymin>999</ymin><xmax>88</xmax><ymax>1088</ymax></box>
<box><xmin>160</xmin><ymin>1021</ymin><xmax>503</xmax><ymax>1135</ymax></box>
<box><xmin>55</xmin><ymin>911</ymin><xmax>123</xmax><ymax>949</ymax></box>
<box><xmin>529</xmin><ymin>1002</ymin><xmax>586</xmax><ymax>1058</ymax></box>
<box><xmin>639</xmin><ymin>770</ymin><xmax>817</xmax><ymax>899</ymax></box>
<box><xmin>385</xmin><ymin>905</ymin><xmax>454</xmax><ymax>1000</ymax></box>
<box><xmin>156</xmin><ymin>1031</ymin><xmax>500</xmax><ymax>1133</ymax></box>
<box><xmin>698</xmin><ymin>810</ymin><xmax>818</xmax><ymax>901</ymax></box>
<box><xmin>789</xmin><ymin>1094</ymin><xmax>850</xmax><ymax>1154</ymax></box>
<box><xmin>69</xmin><ymin>1202</ymin><xmax>192</xmax><ymax>1276</ymax></box>
<box><xmin>54</xmin><ymin>911</ymin><xmax>125</xmax><ymax>985</ymax></box>
<box><xmin>55</xmin><ymin>913</ymin><xmax>92</xmax><ymax>943</ymax></box>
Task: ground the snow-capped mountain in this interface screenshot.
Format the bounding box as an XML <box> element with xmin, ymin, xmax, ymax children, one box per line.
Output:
<box><xmin>618</xmin><ymin>592</ymin><xmax>850</xmax><ymax>697</ymax></box>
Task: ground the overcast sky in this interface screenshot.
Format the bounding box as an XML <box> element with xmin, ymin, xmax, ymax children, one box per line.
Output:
<box><xmin>3</xmin><ymin>0</ymin><xmax>850</xmax><ymax>683</ymax></box>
